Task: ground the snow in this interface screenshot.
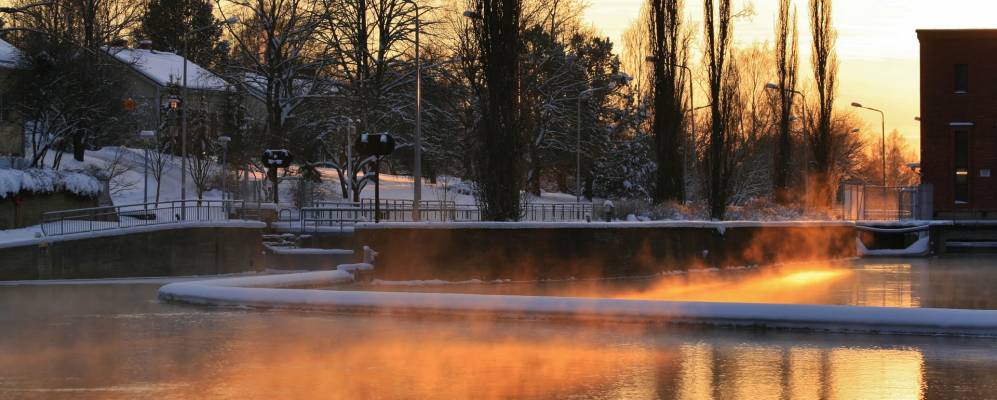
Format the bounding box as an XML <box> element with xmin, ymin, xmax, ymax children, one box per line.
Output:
<box><xmin>159</xmin><ymin>270</ymin><xmax>997</xmax><ymax>337</ymax></box>
<box><xmin>0</xmin><ymin>168</ymin><xmax>101</xmax><ymax>199</ymax></box>
<box><xmin>106</xmin><ymin>47</ymin><xmax>230</xmax><ymax>91</ymax></box>
<box><xmin>0</xmin><ymin>39</ymin><xmax>24</xmax><ymax>69</ymax></box>
<box><xmin>264</xmin><ymin>244</ymin><xmax>354</xmax><ymax>256</ymax></box>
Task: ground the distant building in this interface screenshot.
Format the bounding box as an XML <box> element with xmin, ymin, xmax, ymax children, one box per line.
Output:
<box><xmin>918</xmin><ymin>29</ymin><xmax>997</xmax><ymax>219</ymax></box>
<box><xmin>105</xmin><ymin>44</ymin><xmax>265</xmax><ymax>135</ymax></box>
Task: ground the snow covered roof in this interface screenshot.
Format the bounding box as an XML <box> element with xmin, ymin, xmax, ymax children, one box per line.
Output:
<box><xmin>0</xmin><ymin>168</ymin><xmax>101</xmax><ymax>199</ymax></box>
<box><xmin>0</xmin><ymin>39</ymin><xmax>25</xmax><ymax>70</ymax></box>
<box><xmin>105</xmin><ymin>47</ymin><xmax>230</xmax><ymax>91</ymax></box>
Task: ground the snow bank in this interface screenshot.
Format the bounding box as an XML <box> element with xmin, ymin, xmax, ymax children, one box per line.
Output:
<box><xmin>159</xmin><ymin>270</ymin><xmax>997</xmax><ymax>337</ymax></box>
<box><xmin>264</xmin><ymin>244</ymin><xmax>354</xmax><ymax>256</ymax></box>
<box><xmin>0</xmin><ymin>168</ymin><xmax>101</xmax><ymax>199</ymax></box>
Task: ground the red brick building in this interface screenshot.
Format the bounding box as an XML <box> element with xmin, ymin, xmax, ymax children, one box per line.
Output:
<box><xmin>918</xmin><ymin>29</ymin><xmax>997</xmax><ymax>219</ymax></box>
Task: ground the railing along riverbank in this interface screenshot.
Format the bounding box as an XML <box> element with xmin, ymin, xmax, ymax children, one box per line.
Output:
<box><xmin>40</xmin><ymin>200</ymin><xmax>268</xmax><ymax>236</ymax></box>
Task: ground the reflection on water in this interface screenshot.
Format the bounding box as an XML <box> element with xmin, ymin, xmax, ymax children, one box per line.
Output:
<box><xmin>356</xmin><ymin>256</ymin><xmax>997</xmax><ymax>310</ymax></box>
<box><xmin>1</xmin><ymin>257</ymin><xmax>996</xmax><ymax>399</ymax></box>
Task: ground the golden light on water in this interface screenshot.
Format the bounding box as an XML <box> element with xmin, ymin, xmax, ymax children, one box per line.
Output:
<box><xmin>615</xmin><ymin>265</ymin><xmax>853</xmax><ymax>304</ymax></box>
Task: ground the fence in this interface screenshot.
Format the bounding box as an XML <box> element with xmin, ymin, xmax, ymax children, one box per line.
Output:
<box><xmin>838</xmin><ymin>184</ymin><xmax>930</xmax><ymax>221</ymax></box>
<box><xmin>304</xmin><ymin>200</ymin><xmax>594</xmax><ymax>224</ymax></box>
<box><xmin>40</xmin><ymin>200</ymin><xmax>260</xmax><ymax>236</ymax></box>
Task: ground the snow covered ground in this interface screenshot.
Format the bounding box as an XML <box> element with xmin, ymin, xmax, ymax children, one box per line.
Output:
<box><xmin>36</xmin><ymin>147</ymin><xmax>577</xmax><ymax>207</ymax></box>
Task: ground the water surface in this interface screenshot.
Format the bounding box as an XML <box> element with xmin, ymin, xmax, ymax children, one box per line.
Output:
<box><xmin>1</xmin><ymin>257</ymin><xmax>996</xmax><ymax>399</ymax></box>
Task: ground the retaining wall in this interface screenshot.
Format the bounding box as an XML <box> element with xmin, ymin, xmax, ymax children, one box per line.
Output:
<box><xmin>0</xmin><ymin>223</ymin><xmax>264</xmax><ymax>280</ymax></box>
<box><xmin>0</xmin><ymin>193</ymin><xmax>99</xmax><ymax>230</ymax></box>
<box><xmin>353</xmin><ymin>222</ymin><xmax>857</xmax><ymax>281</ymax></box>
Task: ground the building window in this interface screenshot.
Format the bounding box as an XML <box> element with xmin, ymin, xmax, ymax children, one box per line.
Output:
<box><xmin>954</xmin><ymin>130</ymin><xmax>969</xmax><ymax>203</ymax></box>
<box><xmin>954</xmin><ymin>64</ymin><xmax>969</xmax><ymax>93</ymax></box>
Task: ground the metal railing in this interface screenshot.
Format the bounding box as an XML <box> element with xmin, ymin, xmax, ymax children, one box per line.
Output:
<box><xmin>839</xmin><ymin>184</ymin><xmax>926</xmax><ymax>221</ymax></box>
<box><xmin>273</xmin><ymin>200</ymin><xmax>597</xmax><ymax>233</ymax></box>
<box><xmin>40</xmin><ymin>200</ymin><xmax>261</xmax><ymax>236</ymax></box>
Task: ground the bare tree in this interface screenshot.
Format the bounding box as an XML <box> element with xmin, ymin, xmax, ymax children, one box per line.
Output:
<box><xmin>730</xmin><ymin>43</ymin><xmax>777</xmax><ymax>204</ymax></box>
<box><xmin>148</xmin><ymin>132</ymin><xmax>174</xmax><ymax>203</ymax></box>
<box><xmin>773</xmin><ymin>0</ymin><xmax>799</xmax><ymax>204</ymax></box>
<box><xmin>314</xmin><ymin>0</ymin><xmax>422</xmax><ymax>202</ymax></box>
<box><xmin>808</xmin><ymin>0</ymin><xmax>837</xmax><ymax>208</ymax></box>
<box><xmin>6</xmin><ymin>0</ymin><xmax>137</xmax><ymax>164</ymax></box>
<box><xmin>216</xmin><ymin>0</ymin><xmax>325</xmax><ymax>203</ymax></box>
<box><xmin>648</xmin><ymin>0</ymin><xmax>688</xmax><ymax>204</ymax></box>
<box><xmin>702</xmin><ymin>0</ymin><xmax>736</xmax><ymax>219</ymax></box>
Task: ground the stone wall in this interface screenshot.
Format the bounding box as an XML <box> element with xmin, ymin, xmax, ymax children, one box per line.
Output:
<box><xmin>0</xmin><ymin>192</ymin><xmax>99</xmax><ymax>230</ymax></box>
<box><xmin>353</xmin><ymin>223</ymin><xmax>857</xmax><ymax>281</ymax></box>
<box><xmin>0</xmin><ymin>225</ymin><xmax>263</xmax><ymax>280</ymax></box>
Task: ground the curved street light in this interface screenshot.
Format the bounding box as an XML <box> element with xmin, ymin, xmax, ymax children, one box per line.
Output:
<box><xmin>851</xmin><ymin>102</ymin><xmax>886</xmax><ymax>186</ymax></box>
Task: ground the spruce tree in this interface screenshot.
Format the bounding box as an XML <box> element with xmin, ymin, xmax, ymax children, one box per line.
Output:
<box><xmin>137</xmin><ymin>0</ymin><xmax>222</xmax><ymax>67</ymax></box>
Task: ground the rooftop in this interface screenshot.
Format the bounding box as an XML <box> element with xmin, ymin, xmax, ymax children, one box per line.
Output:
<box><xmin>106</xmin><ymin>47</ymin><xmax>230</xmax><ymax>91</ymax></box>
<box><xmin>917</xmin><ymin>29</ymin><xmax>997</xmax><ymax>40</ymax></box>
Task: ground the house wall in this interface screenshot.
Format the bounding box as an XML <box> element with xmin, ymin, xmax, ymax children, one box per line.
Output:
<box><xmin>919</xmin><ymin>30</ymin><xmax>997</xmax><ymax>218</ymax></box>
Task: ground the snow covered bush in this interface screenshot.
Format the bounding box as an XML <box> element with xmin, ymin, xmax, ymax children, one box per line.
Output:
<box><xmin>0</xmin><ymin>168</ymin><xmax>101</xmax><ymax>199</ymax></box>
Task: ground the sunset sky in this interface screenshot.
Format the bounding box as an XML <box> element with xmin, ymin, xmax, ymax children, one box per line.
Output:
<box><xmin>583</xmin><ymin>0</ymin><xmax>997</xmax><ymax>152</ymax></box>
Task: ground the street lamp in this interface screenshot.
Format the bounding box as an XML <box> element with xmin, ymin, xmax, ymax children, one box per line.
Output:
<box><xmin>218</xmin><ymin>136</ymin><xmax>231</xmax><ymax>200</ymax></box>
<box><xmin>138</xmin><ymin>130</ymin><xmax>156</xmax><ymax>205</ymax></box>
<box><xmin>181</xmin><ymin>16</ymin><xmax>239</xmax><ymax>203</ymax></box>
<box><xmin>851</xmin><ymin>102</ymin><xmax>886</xmax><ymax>186</ymax></box>
<box><xmin>646</xmin><ymin>55</ymin><xmax>695</xmax><ymax>201</ymax></box>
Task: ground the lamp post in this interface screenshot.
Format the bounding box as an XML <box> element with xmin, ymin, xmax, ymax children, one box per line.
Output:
<box><xmin>347</xmin><ymin>120</ymin><xmax>355</xmax><ymax>202</ymax></box>
<box><xmin>576</xmin><ymin>88</ymin><xmax>601</xmax><ymax>203</ymax></box>
<box><xmin>851</xmin><ymin>102</ymin><xmax>886</xmax><ymax>186</ymax></box>
<box><xmin>645</xmin><ymin>56</ymin><xmax>694</xmax><ymax>202</ymax></box>
<box><xmin>139</xmin><ymin>130</ymin><xmax>156</xmax><ymax>205</ymax></box>
<box><xmin>401</xmin><ymin>0</ymin><xmax>422</xmax><ymax>220</ymax></box>
<box><xmin>181</xmin><ymin>16</ymin><xmax>238</xmax><ymax>203</ymax></box>
<box><xmin>218</xmin><ymin>136</ymin><xmax>231</xmax><ymax>200</ymax></box>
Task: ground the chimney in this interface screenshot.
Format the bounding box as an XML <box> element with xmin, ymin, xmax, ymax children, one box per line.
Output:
<box><xmin>138</xmin><ymin>40</ymin><xmax>153</xmax><ymax>50</ymax></box>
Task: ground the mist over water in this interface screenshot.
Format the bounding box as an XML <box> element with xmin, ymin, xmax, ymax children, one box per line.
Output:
<box><xmin>357</xmin><ymin>257</ymin><xmax>997</xmax><ymax>310</ymax></box>
<box><xmin>2</xmin><ymin>257</ymin><xmax>996</xmax><ymax>399</ymax></box>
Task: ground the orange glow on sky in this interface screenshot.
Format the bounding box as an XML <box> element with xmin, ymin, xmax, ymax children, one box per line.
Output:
<box><xmin>584</xmin><ymin>0</ymin><xmax>997</xmax><ymax>152</ymax></box>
